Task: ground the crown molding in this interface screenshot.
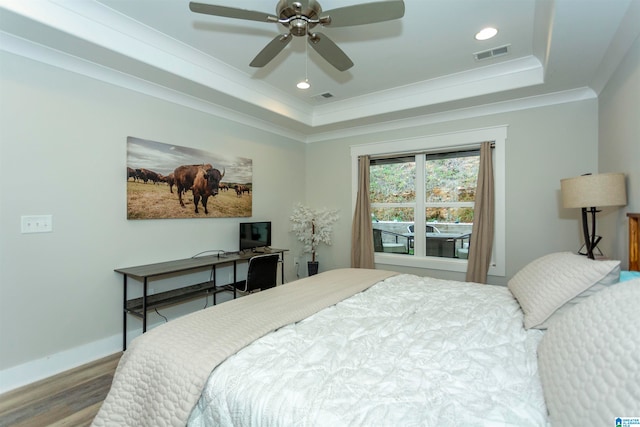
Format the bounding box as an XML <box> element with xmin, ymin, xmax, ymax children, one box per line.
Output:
<box><xmin>1</xmin><ymin>0</ymin><xmax>549</xmax><ymax>130</ymax></box>
<box><xmin>305</xmin><ymin>87</ymin><xmax>597</xmax><ymax>143</ymax></box>
<box><xmin>0</xmin><ymin>31</ymin><xmax>309</xmax><ymax>142</ymax></box>
<box><xmin>311</xmin><ymin>56</ymin><xmax>544</xmax><ymax>126</ymax></box>
<box><xmin>0</xmin><ymin>0</ymin><xmax>315</xmax><ymax>125</ymax></box>
<box><xmin>1</xmin><ymin>30</ymin><xmax>597</xmax><ymax>145</ymax></box>
<box><xmin>1</xmin><ymin>0</ymin><xmax>599</xmax><ymax>147</ymax></box>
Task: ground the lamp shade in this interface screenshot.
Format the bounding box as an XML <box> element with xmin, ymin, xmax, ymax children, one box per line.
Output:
<box><xmin>561</xmin><ymin>172</ymin><xmax>627</xmax><ymax>209</ymax></box>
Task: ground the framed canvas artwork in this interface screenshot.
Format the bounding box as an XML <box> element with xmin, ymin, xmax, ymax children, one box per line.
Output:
<box><xmin>126</xmin><ymin>136</ymin><xmax>252</xmax><ymax>219</ymax></box>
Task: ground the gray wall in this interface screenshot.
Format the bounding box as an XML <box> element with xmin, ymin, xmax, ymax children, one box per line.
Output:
<box><xmin>0</xmin><ymin>53</ymin><xmax>306</xmax><ymax>384</ymax></box>
<box><xmin>598</xmin><ymin>35</ymin><xmax>640</xmax><ymax>269</ymax></box>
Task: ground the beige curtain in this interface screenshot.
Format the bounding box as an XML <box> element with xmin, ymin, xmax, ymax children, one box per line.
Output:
<box><xmin>466</xmin><ymin>142</ymin><xmax>494</xmax><ymax>283</ymax></box>
<box><xmin>351</xmin><ymin>155</ymin><xmax>375</xmax><ymax>268</ymax></box>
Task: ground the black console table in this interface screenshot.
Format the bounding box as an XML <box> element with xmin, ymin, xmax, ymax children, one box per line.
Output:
<box><xmin>115</xmin><ymin>249</ymin><xmax>287</xmax><ymax>350</ymax></box>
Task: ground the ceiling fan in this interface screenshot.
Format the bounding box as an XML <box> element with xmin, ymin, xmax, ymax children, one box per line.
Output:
<box><xmin>189</xmin><ymin>0</ymin><xmax>405</xmax><ymax>71</ymax></box>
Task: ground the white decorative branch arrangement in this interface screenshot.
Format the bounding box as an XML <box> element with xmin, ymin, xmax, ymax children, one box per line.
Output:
<box><xmin>289</xmin><ymin>203</ymin><xmax>339</xmax><ymax>263</ymax></box>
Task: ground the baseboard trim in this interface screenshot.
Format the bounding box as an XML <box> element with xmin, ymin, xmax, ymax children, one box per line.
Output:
<box><xmin>0</xmin><ymin>312</ymin><xmax>215</xmax><ymax>394</ymax></box>
<box><xmin>0</xmin><ymin>333</ymin><xmax>127</xmax><ymax>394</ymax></box>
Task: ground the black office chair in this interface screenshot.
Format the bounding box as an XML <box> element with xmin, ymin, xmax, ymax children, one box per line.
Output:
<box><xmin>213</xmin><ymin>253</ymin><xmax>280</xmax><ymax>305</ymax></box>
<box><xmin>238</xmin><ymin>253</ymin><xmax>280</xmax><ymax>293</ymax></box>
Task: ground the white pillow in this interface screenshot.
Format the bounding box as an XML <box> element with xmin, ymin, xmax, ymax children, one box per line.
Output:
<box><xmin>507</xmin><ymin>252</ymin><xmax>620</xmax><ymax>329</ymax></box>
<box><xmin>537</xmin><ymin>278</ymin><xmax>640</xmax><ymax>426</ymax></box>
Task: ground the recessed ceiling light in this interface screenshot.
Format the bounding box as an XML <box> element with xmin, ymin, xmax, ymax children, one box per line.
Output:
<box><xmin>296</xmin><ymin>80</ymin><xmax>310</xmax><ymax>90</ymax></box>
<box><xmin>475</xmin><ymin>27</ymin><xmax>498</xmax><ymax>41</ymax></box>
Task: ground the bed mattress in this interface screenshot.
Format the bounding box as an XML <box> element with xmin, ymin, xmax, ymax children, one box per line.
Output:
<box><xmin>188</xmin><ymin>274</ymin><xmax>548</xmax><ymax>426</ymax></box>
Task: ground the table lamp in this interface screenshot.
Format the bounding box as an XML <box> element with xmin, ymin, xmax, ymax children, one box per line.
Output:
<box><xmin>560</xmin><ymin>172</ymin><xmax>627</xmax><ymax>259</ymax></box>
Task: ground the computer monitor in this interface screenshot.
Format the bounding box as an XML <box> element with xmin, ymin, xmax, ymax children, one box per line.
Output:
<box><xmin>239</xmin><ymin>221</ymin><xmax>272</xmax><ymax>251</ymax></box>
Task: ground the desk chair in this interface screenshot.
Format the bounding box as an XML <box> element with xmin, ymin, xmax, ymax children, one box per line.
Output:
<box><xmin>213</xmin><ymin>253</ymin><xmax>280</xmax><ymax>304</ymax></box>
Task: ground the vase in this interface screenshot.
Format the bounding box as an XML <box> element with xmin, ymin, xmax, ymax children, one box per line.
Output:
<box><xmin>307</xmin><ymin>261</ymin><xmax>319</xmax><ymax>276</ymax></box>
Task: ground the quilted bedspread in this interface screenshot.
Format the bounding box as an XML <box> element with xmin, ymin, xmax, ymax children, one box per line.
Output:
<box><xmin>92</xmin><ymin>268</ymin><xmax>397</xmax><ymax>427</ymax></box>
<box><xmin>188</xmin><ymin>274</ymin><xmax>549</xmax><ymax>426</ymax></box>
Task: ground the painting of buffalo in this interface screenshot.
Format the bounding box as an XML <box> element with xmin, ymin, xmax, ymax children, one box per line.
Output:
<box><xmin>126</xmin><ymin>136</ymin><xmax>252</xmax><ymax>219</ymax></box>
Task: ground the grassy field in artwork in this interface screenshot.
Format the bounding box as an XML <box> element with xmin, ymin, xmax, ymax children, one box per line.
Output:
<box><xmin>127</xmin><ymin>181</ymin><xmax>251</xmax><ymax>219</ymax></box>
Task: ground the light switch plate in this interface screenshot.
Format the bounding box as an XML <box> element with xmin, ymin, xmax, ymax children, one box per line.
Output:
<box><xmin>21</xmin><ymin>215</ymin><xmax>53</xmax><ymax>233</ymax></box>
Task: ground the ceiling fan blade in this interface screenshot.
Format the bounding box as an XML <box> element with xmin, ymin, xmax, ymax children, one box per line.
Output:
<box><xmin>308</xmin><ymin>32</ymin><xmax>354</xmax><ymax>72</ymax></box>
<box><xmin>250</xmin><ymin>34</ymin><xmax>292</xmax><ymax>67</ymax></box>
<box><xmin>321</xmin><ymin>0</ymin><xmax>405</xmax><ymax>27</ymax></box>
<box><xmin>189</xmin><ymin>2</ymin><xmax>277</xmax><ymax>23</ymax></box>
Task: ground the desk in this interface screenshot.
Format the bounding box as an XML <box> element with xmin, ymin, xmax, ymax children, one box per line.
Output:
<box><xmin>115</xmin><ymin>248</ymin><xmax>287</xmax><ymax>350</ymax></box>
<box><xmin>404</xmin><ymin>233</ymin><xmax>471</xmax><ymax>258</ymax></box>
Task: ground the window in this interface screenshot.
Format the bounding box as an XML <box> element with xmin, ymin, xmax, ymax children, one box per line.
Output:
<box><xmin>370</xmin><ymin>156</ymin><xmax>416</xmax><ymax>255</ymax></box>
<box><xmin>351</xmin><ymin>126</ymin><xmax>506</xmax><ymax>276</ymax></box>
<box><xmin>370</xmin><ymin>150</ymin><xmax>480</xmax><ymax>259</ymax></box>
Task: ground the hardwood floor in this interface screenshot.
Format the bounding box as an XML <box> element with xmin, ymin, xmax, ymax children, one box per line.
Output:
<box><xmin>0</xmin><ymin>353</ymin><xmax>121</xmax><ymax>427</ymax></box>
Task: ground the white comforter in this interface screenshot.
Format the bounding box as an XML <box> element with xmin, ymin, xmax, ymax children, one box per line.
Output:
<box><xmin>188</xmin><ymin>274</ymin><xmax>548</xmax><ymax>426</ymax></box>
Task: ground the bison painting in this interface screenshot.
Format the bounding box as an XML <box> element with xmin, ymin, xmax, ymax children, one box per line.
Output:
<box><xmin>174</xmin><ymin>164</ymin><xmax>225</xmax><ymax>214</ymax></box>
<box><xmin>127</xmin><ymin>136</ymin><xmax>252</xmax><ymax>219</ymax></box>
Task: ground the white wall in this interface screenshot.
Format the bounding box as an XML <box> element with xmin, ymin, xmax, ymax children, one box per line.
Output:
<box><xmin>0</xmin><ymin>52</ymin><xmax>306</xmax><ymax>389</ymax></box>
<box><xmin>305</xmin><ymin>99</ymin><xmax>599</xmax><ymax>285</ymax></box>
<box><xmin>598</xmin><ymin>35</ymin><xmax>640</xmax><ymax>269</ymax></box>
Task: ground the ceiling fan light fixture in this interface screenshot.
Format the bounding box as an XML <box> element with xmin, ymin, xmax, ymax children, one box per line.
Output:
<box><xmin>475</xmin><ymin>27</ymin><xmax>498</xmax><ymax>41</ymax></box>
<box><xmin>189</xmin><ymin>0</ymin><xmax>406</xmax><ymax>71</ymax></box>
<box><xmin>297</xmin><ymin>79</ymin><xmax>311</xmax><ymax>89</ymax></box>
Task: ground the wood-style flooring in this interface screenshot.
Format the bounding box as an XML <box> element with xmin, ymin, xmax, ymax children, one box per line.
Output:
<box><xmin>0</xmin><ymin>352</ymin><xmax>121</xmax><ymax>427</ymax></box>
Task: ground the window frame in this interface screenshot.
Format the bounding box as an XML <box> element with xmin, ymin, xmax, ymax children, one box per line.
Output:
<box><xmin>351</xmin><ymin>126</ymin><xmax>506</xmax><ymax>277</ymax></box>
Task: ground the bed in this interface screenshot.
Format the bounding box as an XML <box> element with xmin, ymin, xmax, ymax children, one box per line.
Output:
<box><xmin>93</xmin><ymin>217</ymin><xmax>640</xmax><ymax>427</ymax></box>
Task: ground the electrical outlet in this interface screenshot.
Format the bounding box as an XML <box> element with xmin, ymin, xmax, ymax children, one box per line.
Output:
<box><xmin>21</xmin><ymin>215</ymin><xmax>53</xmax><ymax>233</ymax></box>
